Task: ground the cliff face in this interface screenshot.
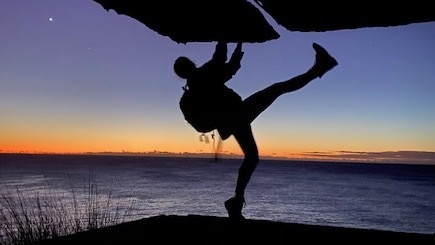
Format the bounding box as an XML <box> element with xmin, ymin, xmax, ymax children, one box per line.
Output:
<box><xmin>94</xmin><ymin>0</ymin><xmax>435</xmax><ymax>43</ymax></box>
<box><xmin>255</xmin><ymin>0</ymin><xmax>435</xmax><ymax>32</ymax></box>
<box><xmin>93</xmin><ymin>0</ymin><xmax>280</xmax><ymax>43</ymax></box>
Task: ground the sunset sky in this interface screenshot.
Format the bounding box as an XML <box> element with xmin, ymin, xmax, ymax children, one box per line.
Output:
<box><xmin>1</xmin><ymin>0</ymin><xmax>435</xmax><ymax>164</ymax></box>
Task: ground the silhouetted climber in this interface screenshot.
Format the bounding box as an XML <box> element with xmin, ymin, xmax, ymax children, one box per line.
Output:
<box><xmin>174</xmin><ymin>41</ymin><xmax>338</xmax><ymax>221</ymax></box>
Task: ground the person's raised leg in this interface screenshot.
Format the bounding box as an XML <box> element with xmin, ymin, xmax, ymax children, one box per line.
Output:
<box><xmin>225</xmin><ymin>125</ymin><xmax>259</xmax><ymax>221</ymax></box>
<box><xmin>243</xmin><ymin>42</ymin><xmax>338</xmax><ymax>123</ymax></box>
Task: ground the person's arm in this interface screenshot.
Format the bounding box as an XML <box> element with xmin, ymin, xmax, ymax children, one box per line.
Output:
<box><xmin>227</xmin><ymin>42</ymin><xmax>244</xmax><ymax>76</ymax></box>
<box><xmin>211</xmin><ymin>41</ymin><xmax>228</xmax><ymax>63</ymax></box>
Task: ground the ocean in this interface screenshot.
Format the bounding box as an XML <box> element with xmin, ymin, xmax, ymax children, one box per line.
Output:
<box><xmin>1</xmin><ymin>153</ymin><xmax>434</xmax><ymax>235</ymax></box>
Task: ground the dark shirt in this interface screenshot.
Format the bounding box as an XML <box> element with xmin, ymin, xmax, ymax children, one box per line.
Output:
<box><xmin>187</xmin><ymin>42</ymin><xmax>243</xmax><ymax>93</ymax></box>
<box><xmin>184</xmin><ymin>42</ymin><xmax>245</xmax><ymax>140</ymax></box>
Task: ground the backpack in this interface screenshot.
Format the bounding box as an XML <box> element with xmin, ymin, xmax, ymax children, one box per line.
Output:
<box><xmin>179</xmin><ymin>89</ymin><xmax>216</xmax><ymax>133</ymax></box>
<box><xmin>179</xmin><ymin>87</ymin><xmax>242</xmax><ymax>134</ymax></box>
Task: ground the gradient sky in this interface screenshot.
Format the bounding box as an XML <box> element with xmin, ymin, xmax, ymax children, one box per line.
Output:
<box><xmin>1</xmin><ymin>0</ymin><xmax>435</xmax><ymax>164</ymax></box>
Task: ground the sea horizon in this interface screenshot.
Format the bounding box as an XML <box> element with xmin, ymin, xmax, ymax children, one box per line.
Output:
<box><xmin>1</xmin><ymin>152</ymin><xmax>434</xmax><ymax>166</ymax></box>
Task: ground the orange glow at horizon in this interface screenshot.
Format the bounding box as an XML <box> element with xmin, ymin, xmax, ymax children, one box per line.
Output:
<box><xmin>2</xmin><ymin>129</ymin><xmax>434</xmax><ymax>159</ymax></box>
<box><xmin>3</xmin><ymin>137</ymin><xmax>435</xmax><ymax>165</ymax></box>
<box><xmin>2</xmin><ymin>119</ymin><xmax>435</xmax><ymax>164</ymax></box>
<box><xmin>0</xmin><ymin>127</ymin><xmax>293</xmax><ymax>157</ymax></box>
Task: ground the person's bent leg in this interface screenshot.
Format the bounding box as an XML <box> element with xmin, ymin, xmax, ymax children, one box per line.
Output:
<box><xmin>225</xmin><ymin>125</ymin><xmax>259</xmax><ymax>221</ymax></box>
<box><xmin>233</xmin><ymin>125</ymin><xmax>259</xmax><ymax>198</ymax></box>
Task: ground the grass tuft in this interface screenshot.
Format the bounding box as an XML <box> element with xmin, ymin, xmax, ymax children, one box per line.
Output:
<box><xmin>0</xmin><ymin>174</ymin><xmax>138</xmax><ymax>245</ymax></box>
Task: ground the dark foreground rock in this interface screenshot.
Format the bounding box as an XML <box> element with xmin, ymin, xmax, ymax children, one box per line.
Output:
<box><xmin>38</xmin><ymin>215</ymin><xmax>434</xmax><ymax>245</ymax></box>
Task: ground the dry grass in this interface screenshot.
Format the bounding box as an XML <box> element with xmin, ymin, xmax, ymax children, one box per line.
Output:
<box><xmin>0</xmin><ymin>174</ymin><xmax>138</xmax><ymax>245</ymax></box>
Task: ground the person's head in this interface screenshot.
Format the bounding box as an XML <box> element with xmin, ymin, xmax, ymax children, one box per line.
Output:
<box><xmin>174</xmin><ymin>56</ymin><xmax>196</xmax><ymax>79</ymax></box>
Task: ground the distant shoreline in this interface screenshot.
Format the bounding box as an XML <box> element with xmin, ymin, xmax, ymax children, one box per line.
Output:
<box><xmin>1</xmin><ymin>151</ymin><xmax>435</xmax><ymax>166</ymax></box>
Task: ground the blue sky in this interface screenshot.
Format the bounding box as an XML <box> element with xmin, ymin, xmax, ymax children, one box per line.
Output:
<box><xmin>1</xmin><ymin>0</ymin><xmax>435</xmax><ymax>164</ymax></box>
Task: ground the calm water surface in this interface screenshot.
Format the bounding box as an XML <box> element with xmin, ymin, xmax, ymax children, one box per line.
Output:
<box><xmin>1</xmin><ymin>154</ymin><xmax>434</xmax><ymax>234</ymax></box>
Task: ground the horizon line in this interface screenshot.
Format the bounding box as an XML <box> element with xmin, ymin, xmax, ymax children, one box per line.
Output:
<box><xmin>1</xmin><ymin>150</ymin><xmax>435</xmax><ymax>165</ymax></box>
